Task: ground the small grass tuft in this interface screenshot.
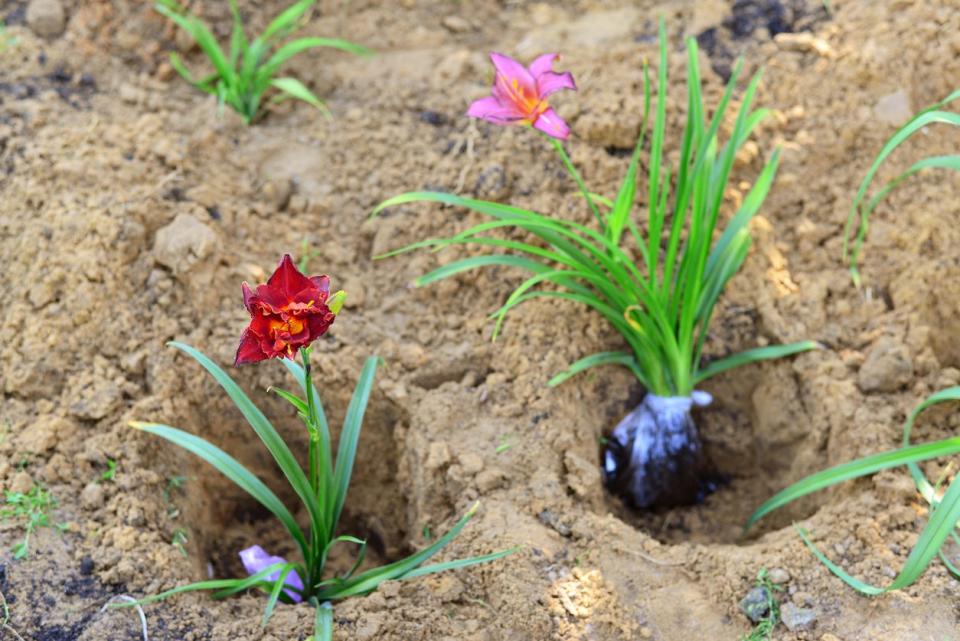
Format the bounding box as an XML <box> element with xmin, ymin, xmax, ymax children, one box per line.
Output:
<box><xmin>1</xmin><ymin>485</ymin><xmax>61</xmax><ymax>559</ymax></box>
<box><xmin>739</xmin><ymin>569</ymin><xmax>781</xmax><ymax>641</ymax></box>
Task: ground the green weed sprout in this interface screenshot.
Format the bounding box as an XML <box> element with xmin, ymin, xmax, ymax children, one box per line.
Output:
<box><xmin>123</xmin><ymin>255</ymin><xmax>512</xmax><ymax>640</ymax></box>
<box><xmin>374</xmin><ymin>21</ymin><xmax>816</xmax><ymax>508</ymax></box>
<box><xmin>2</xmin><ymin>485</ymin><xmax>58</xmax><ymax>559</ymax></box>
<box><xmin>844</xmin><ymin>88</ymin><xmax>960</xmax><ymax>286</ymax></box>
<box><xmin>739</xmin><ymin>569</ymin><xmax>782</xmax><ymax>641</ymax></box>
<box><xmin>748</xmin><ymin>387</ymin><xmax>960</xmax><ymax>593</ymax></box>
<box><xmin>155</xmin><ymin>0</ymin><xmax>371</xmax><ymax>124</ymax></box>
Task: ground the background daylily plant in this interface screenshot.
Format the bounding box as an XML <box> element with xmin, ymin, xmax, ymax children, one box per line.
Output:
<box><xmin>375</xmin><ymin>21</ymin><xmax>817</xmax><ymax>509</ymax></box>
<box><xmin>124</xmin><ymin>255</ymin><xmax>513</xmax><ymax>640</ymax></box>
<box><xmin>156</xmin><ymin>0</ymin><xmax>371</xmax><ymax>124</ymax></box>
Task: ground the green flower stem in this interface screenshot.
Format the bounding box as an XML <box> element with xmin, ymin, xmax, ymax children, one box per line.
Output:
<box><xmin>547</xmin><ymin>136</ymin><xmax>604</xmax><ymax>229</ymax></box>
<box><xmin>300</xmin><ymin>345</ymin><xmax>322</xmax><ymax>588</ymax></box>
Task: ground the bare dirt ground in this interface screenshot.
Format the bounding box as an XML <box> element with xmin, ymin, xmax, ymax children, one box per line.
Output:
<box><xmin>1</xmin><ymin>0</ymin><xmax>960</xmax><ymax>639</ymax></box>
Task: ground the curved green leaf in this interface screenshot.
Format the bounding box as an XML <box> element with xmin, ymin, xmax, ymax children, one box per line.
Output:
<box><xmin>131</xmin><ymin>422</ymin><xmax>308</xmax><ymax>558</ymax></box>
<box><xmin>167</xmin><ymin>342</ymin><xmax>325</xmax><ymax>552</ymax></box>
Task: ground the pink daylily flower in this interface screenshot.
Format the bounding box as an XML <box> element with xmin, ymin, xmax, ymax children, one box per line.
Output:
<box><xmin>467</xmin><ymin>52</ymin><xmax>576</xmax><ymax>139</ymax></box>
<box><xmin>239</xmin><ymin>544</ymin><xmax>305</xmax><ymax>603</ymax></box>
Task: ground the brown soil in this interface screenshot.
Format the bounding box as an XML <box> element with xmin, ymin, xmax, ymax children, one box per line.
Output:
<box><xmin>2</xmin><ymin>0</ymin><xmax>960</xmax><ymax>639</ymax></box>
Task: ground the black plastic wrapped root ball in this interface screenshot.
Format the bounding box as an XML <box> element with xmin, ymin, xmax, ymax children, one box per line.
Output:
<box><xmin>602</xmin><ymin>391</ymin><xmax>714</xmax><ymax>509</ymax></box>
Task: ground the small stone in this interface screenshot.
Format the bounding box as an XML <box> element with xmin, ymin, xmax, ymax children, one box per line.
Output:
<box><xmin>857</xmin><ymin>337</ymin><xmax>914</xmax><ymax>393</ymax></box>
<box><xmin>343</xmin><ymin>278</ymin><xmax>365</xmax><ymax>309</ymax></box>
<box><xmin>767</xmin><ymin>568</ymin><xmax>790</xmax><ymax>584</ymax></box>
<box><xmin>537</xmin><ymin>509</ymin><xmax>571</xmax><ymax>537</ymax></box>
<box><xmin>152</xmin><ymin>213</ymin><xmax>218</xmax><ymax>276</ymax></box>
<box><xmin>458</xmin><ymin>453</ymin><xmax>484</xmax><ymax>475</ymax></box>
<box><xmin>739</xmin><ymin>586</ymin><xmax>771</xmax><ymax>623</ymax></box>
<box><xmin>26</xmin><ymin>0</ymin><xmax>66</xmax><ymax>37</ymax></box>
<box><xmin>781</xmin><ymin>603</ymin><xmax>818</xmax><ymax>631</ymax></box>
<box><xmin>474</xmin><ymin>164</ymin><xmax>511</xmax><ymax>201</ymax></box>
<box><xmin>261</xmin><ymin>179</ymin><xmax>292</xmax><ymax>211</ymax></box>
<box><xmin>9</xmin><ymin>472</ymin><xmax>33</xmax><ymax>495</ymax></box>
<box><xmin>639</xmin><ymin>627</ymin><xmax>653</xmax><ymax>639</ymax></box>
<box><xmin>441</xmin><ymin>16</ymin><xmax>471</xmax><ymax>33</ymax></box>
<box><xmin>425</xmin><ymin>442</ymin><xmax>451</xmax><ymax>470</ymax></box>
<box><xmin>15</xmin><ymin>417</ymin><xmax>60</xmax><ymax>453</ymax></box>
<box><xmin>80</xmin><ymin>482</ymin><xmax>105</xmax><ymax>510</ymax></box>
<box><xmin>874</xmin><ymin>89</ymin><xmax>912</xmax><ymax>126</ymax></box>
<box><xmin>475</xmin><ymin>468</ymin><xmax>507</xmax><ymax>492</ymax></box>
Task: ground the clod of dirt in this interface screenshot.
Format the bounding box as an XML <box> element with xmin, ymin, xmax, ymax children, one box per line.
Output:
<box><xmin>857</xmin><ymin>337</ymin><xmax>913</xmax><ymax>393</ymax></box>
<box><xmin>873</xmin><ymin>89</ymin><xmax>913</xmax><ymax>126</ymax></box>
<box><xmin>767</xmin><ymin>567</ymin><xmax>790</xmax><ymax>584</ymax></box>
<box><xmin>780</xmin><ymin>602</ymin><xmax>818</xmax><ymax>631</ymax></box>
<box><xmin>152</xmin><ymin>212</ymin><xmax>218</xmax><ymax>276</ymax></box>
<box><xmin>26</xmin><ymin>0</ymin><xmax>65</xmax><ymax>37</ymax></box>
<box><xmin>739</xmin><ymin>585</ymin><xmax>771</xmax><ymax>623</ymax></box>
<box><xmin>80</xmin><ymin>482</ymin><xmax>105</xmax><ymax>510</ymax></box>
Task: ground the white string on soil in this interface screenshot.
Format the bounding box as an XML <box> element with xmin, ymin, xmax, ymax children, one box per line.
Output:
<box><xmin>101</xmin><ymin>595</ymin><xmax>149</xmax><ymax>641</ymax></box>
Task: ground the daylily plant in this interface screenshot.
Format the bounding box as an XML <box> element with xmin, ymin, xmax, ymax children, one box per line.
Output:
<box><xmin>156</xmin><ymin>0</ymin><xmax>371</xmax><ymax>124</ymax></box>
<box><xmin>375</xmin><ymin>22</ymin><xmax>817</xmax><ymax>509</ymax></box>
<box><xmin>125</xmin><ymin>255</ymin><xmax>513</xmax><ymax>640</ymax></box>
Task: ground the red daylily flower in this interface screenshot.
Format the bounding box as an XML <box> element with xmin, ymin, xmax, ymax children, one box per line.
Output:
<box><xmin>235</xmin><ymin>255</ymin><xmax>340</xmax><ymax>365</ymax></box>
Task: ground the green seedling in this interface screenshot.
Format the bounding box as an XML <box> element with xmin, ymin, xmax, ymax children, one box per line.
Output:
<box><xmin>155</xmin><ymin>0</ymin><xmax>372</xmax><ymax>124</ymax></box>
<box><xmin>740</xmin><ymin>569</ymin><xmax>782</xmax><ymax>641</ymax></box>
<box><xmin>1</xmin><ymin>485</ymin><xmax>59</xmax><ymax>559</ymax></box>
<box><xmin>99</xmin><ymin>459</ymin><xmax>117</xmax><ymax>483</ymax></box>
<box><xmin>172</xmin><ymin>528</ymin><xmax>189</xmax><ymax>557</ymax></box>
<box><xmin>163</xmin><ymin>475</ymin><xmax>187</xmax><ymax>519</ymax></box>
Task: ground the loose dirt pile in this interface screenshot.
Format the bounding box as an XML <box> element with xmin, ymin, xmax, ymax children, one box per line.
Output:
<box><xmin>1</xmin><ymin>1</ymin><xmax>959</xmax><ymax>639</ymax></box>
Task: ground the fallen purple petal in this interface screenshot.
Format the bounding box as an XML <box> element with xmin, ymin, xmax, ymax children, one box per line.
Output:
<box><xmin>239</xmin><ymin>544</ymin><xmax>305</xmax><ymax>603</ymax></box>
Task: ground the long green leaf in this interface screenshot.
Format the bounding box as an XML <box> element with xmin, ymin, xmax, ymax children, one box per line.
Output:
<box><xmin>154</xmin><ymin>3</ymin><xmax>233</xmax><ymax>84</ymax></box>
<box><xmin>795</xmin><ymin>471</ymin><xmax>960</xmax><ymax>594</ymax></box>
<box><xmin>317</xmin><ymin>503</ymin><xmax>482</xmax><ymax>600</ymax></box>
<box><xmin>116</xmin><ymin>561</ymin><xmax>289</xmax><ymax>606</ymax></box>
<box><xmin>398</xmin><ymin>546</ymin><xmax>520</xmax><ymax>580</ymax></box>
<box><xmin>262</xmin><ymin>565</ymin><xmax>297</xmax><ymax>627</ymax></box>
<box><xmin>845</xmin><ymin>105</ymin><xmax>960</xmax><ymax>283</ymax></box>
<box><xmin>131</xmin><ymin>422</ymin><xmax>308</xmax><ymax>558</ymax></box>
<box><xmin>693</xmin><ymin>340</ymin><xmax>819</xmax><ymax>385</ymax></box>
<box><xmin>260</xmin><ymin>37</ymin><xmax>372</xmax><ymax>82</ymax></box>
<box><xmin>262</xmin><ymin>0</ymin><xmax>314</xmax><ymax>42</ymax></box>
<box><xmin>168</xmin><ymin>342</ymin><xmax>325</xmax><ymax>550</ymax></box>
<box><xmin>330</xmin><ymin>357</ymin><xmax>379</xmax><ymax>533</ymax></box>
<box><xmin>548</xmin><ymin>351</ymin><xmax>641</xmax><ymax>387</ymax></box>
<box><xmin>415</xmin><ymin>255</ymin><xmax>551</xmax><ymax>286</ymax></box>
<box><xmin>270</xmin><ymin>77</ymin><xmax>331</xmax><ymax>117</ymax></box>
<box><xmin>745</xmin><ymin>436</ymin><xmax>960</xmax><ymax>530</ymax></box>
